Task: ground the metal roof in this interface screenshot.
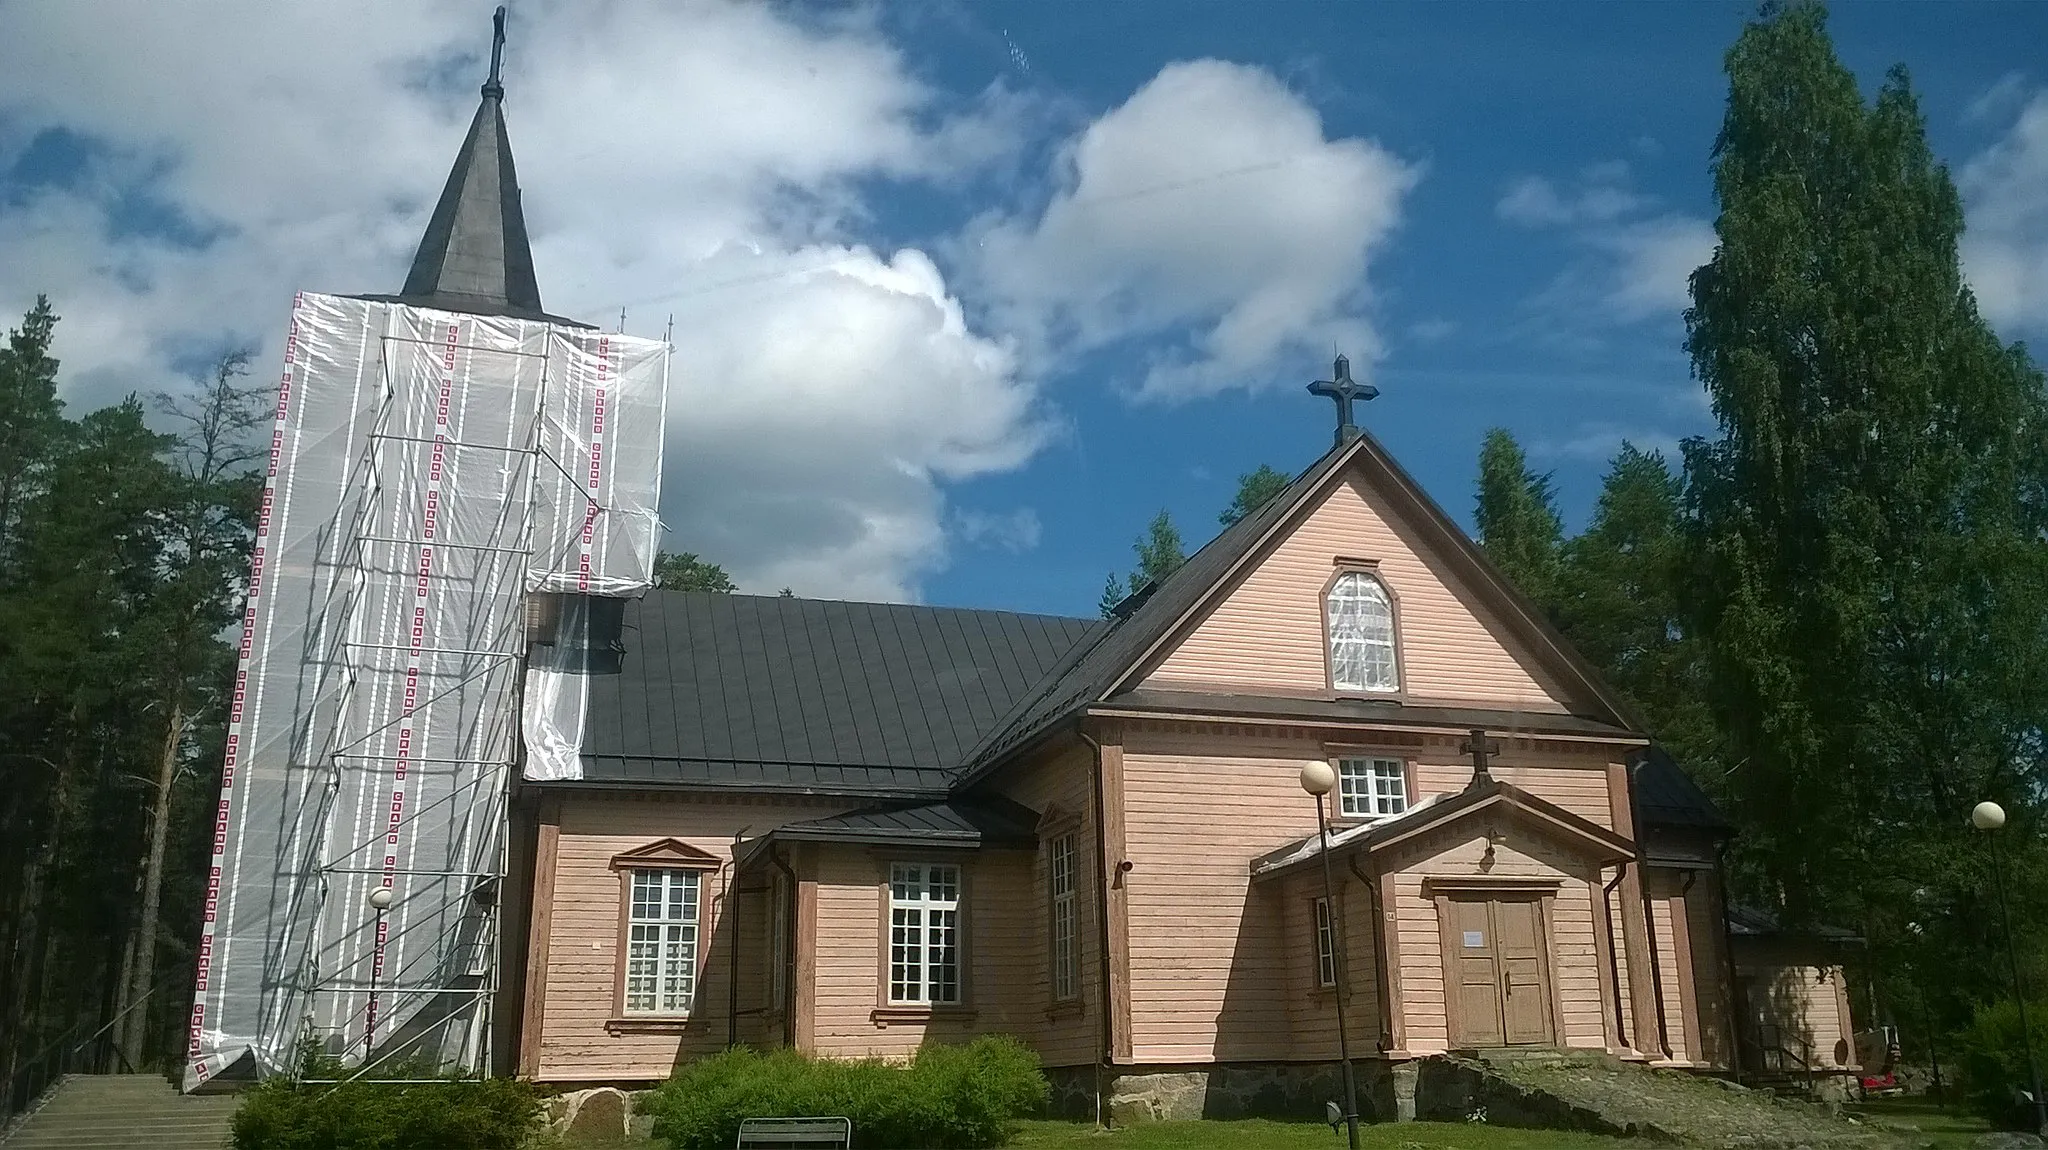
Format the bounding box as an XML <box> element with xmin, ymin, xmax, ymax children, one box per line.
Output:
<box><xmin>572</xmin><ymin>591</ymin><xmax>1098</xmax><ymax>791</ymax></box>
<box><xmin>750</xmin><ymin>799</ymin><xmax>1040</xmax><ymax>851</ymax></box>
<box><xmin>1632</xmin><ymin>745</ymin><xmax>1733</xmax><ymax>832</ymax></box>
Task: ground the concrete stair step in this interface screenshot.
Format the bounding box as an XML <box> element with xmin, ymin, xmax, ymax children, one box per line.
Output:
<box><xmin>1</xmin><ymin>1076</ymin><xmax>237</xmax><ymax>1150</ymax></box>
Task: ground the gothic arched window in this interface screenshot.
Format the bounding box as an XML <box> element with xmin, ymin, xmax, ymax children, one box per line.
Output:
<box><xmin>1326</xmin><ymin>571</ymin><xmax>1398</xmax><ymax>693</ymax></box>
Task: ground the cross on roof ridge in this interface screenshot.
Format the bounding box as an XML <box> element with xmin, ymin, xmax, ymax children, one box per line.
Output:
<box><xmin>1306</xmin><ymin>354</ymin><xmax>1378</xmax><ymax>448</ymax></box>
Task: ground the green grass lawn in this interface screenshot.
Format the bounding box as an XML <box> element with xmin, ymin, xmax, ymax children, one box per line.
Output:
<box><xmin>1844</xmin><ymin>1097</ymin><xmax>1995</xmax><ymax>1149</ymax></box>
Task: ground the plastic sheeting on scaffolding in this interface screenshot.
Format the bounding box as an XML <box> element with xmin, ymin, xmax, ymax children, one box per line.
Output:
<box><xmin>185</xmin><ymin>293</ymin><xmax>666</xmax><ymax>1090</ymax></box>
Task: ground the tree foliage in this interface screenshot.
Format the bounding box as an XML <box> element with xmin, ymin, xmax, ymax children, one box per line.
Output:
<box><xmin>653</xmin><ymin>550</ymin><xmax>736</xmax><ymax>593</ymax></box>
<box><xmin>1681</xmin><ymin>0</ymin><xmax>2048</xmax><ymax>1028</ymax></box>
<box><xmin>1099</xmin><ymin>510</ymin><xmax>1187</xmax><ymax>618</ymax></box>
<box><xmin>1474</xmin><ymin>428</ymin><xmax>1564</xmax><ymax>606</ymax></box>
<box><xmin>1220</xmin><ymin>464</ymin><xmax>1291</xmax><ymax>527</ymax></box>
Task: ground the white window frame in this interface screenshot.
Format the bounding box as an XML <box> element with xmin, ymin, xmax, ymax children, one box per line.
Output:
<box><xmin>1314</xmin><ymin>896</ymin><xmax>1338</xmax><ymax>989</ymax></box>
<box><xmin>1050</xmin><ymin>834</ymin><xmax>1079</xmax><ymax>1002</ymax></box>
<box><xmin>623</xmin><ymin>868</ymin><xmax>700</xmax><ymax>1015</ymax></box>
<box><xmin>1338</xmin><ymin>756</ymin><xmax>1409</xmax><ymax>819</ymax></box>
<box><xmin>1326</xmin><ymin>571</ymin><xmax>1399</xmax><ymax>693</ymax></box>
<box><xmin>888</xmin><ymin>862</ymin><xmax>962</xmax><ymax>1006</ymax></box>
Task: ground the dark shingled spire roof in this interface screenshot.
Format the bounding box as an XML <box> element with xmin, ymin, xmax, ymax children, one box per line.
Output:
<box><xmin>365</xmin><ymin>7</ymin><xmax>586</xmax><ymax>327</ymax></box>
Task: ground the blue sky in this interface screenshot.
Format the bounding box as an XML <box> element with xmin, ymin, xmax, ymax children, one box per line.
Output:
<box><xmin>2</xmin><ymin>2</ymin><xmax>2045</xmax><ymax>617</ymax></box>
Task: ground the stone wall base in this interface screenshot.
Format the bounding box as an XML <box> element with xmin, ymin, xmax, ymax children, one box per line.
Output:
<box><xmin>1045</xmin><ymin>1061</ymin><xmax>1402</xmax><ymax>1125</ymax></box>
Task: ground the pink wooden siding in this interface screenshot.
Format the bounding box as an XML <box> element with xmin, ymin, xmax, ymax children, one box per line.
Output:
<box><xmin>1143</xmin><ymin>471</ymin><xmax>1579</xmax><ymax>712</ymax></box>
<box><xmin>984</xmin><ymin>741</ymin><xmax>1102</xmax><ymax>1069</ymax></box>
<box><xmin>1277</xmin><ymin>870</ymin><xmax>1381</xmax><ymax>1058</ymax></box>
<box><xmin>532</xmin><ymin>792</ymin><xmax>848</xmax><ymax>1082</ymax></box>
<box><xmin>1120</xmin><ymin>726</ymin><xmax>1332</xmax><ymax>1063</ymax></box>
<box><xmin>807</xmin><ymin>845</ymin><xmax>1038</xmax><ymax>1059</ymax></box>
<box><xmin>1412</xmin><ymin>758</ymin><xmax>1617</xmax><ymax>830</ymax></box>
<box><xmin>1649</xmin><ymin>885</ymin><xmax>1689</xmax><ymax>1060</ymax></box>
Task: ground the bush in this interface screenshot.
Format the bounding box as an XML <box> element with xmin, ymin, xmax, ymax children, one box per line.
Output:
<box><xmin>1955</xmin><ymin>997</ymin><xmax>2048</xmax><ymax>1130</ymax></box>
<box><xmin>640</xmin><ymin>1036</ymin><xmax>1049</xmax><ymax>1150</ymax></box>
<box><xmin>230</xmin><ymin>1059</ymin><xmax>542</xmax><ymax>1150</ymax></box>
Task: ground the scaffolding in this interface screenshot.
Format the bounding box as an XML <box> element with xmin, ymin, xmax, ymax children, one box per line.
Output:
<box><xmin>185</xmin><ymin>293</ymin><xmax>666</xmax><ymax>1089</ymax></box>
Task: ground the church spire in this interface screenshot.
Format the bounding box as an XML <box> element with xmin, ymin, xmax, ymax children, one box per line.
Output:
<box><xmin>394</xmin><ymin>5</ymin><xmax>551</xmax><ymax>321</ymax></box>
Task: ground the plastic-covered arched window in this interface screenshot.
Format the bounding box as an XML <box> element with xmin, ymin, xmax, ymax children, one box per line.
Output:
<box><xmin>1327</xmin><ymin>571</ymin><xmax>1398</xmax><ymax>693</ymax></box>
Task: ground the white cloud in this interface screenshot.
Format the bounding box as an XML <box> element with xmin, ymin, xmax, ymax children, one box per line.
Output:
<box><xmin>1967</xmin><ymin>71</ymin><xmax>2030</xmax><ymax>124</ymax></box>
<box><xmin>1960</xmin><ymin>90</ymin><xmax>2048</xmax><ymax>339</ymax></box>
<box><xmin>1496</xmin><ymin>163</ymin><xmax>1643</xmax><ymax>228</ymax></box>
<box><xmin>970</xmin><ymin>59</ymin><xmax>1420</xmax><ymax>401</ymax></box>
<box><xmin>0</xmin><ymin>0</ymin><xmax>1044</xmax><ymax>601</ymax></box>
<box><xmin>954</xmin><ymin>508</ymin><xmax>1042</xmax><ymax>554</ymax></box>
<box><xmin>1499</xmin><ymin>160</ymin><xmax>1711</xmax><ymax>327</ymax></box>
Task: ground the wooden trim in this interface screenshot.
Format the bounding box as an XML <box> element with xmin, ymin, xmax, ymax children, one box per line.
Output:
<box><xmin>609</xmin><ymin>837</ymin><xmax>722</xmax><ymax>870</ymax></box>
<box><xmin>1540</xmin><ymin>892</ymin><xmax>1566</xmax><ymax>1046</ymax></box>
<box><xmin>516</xmin><ymin>796</ymin><xmax>561</xmax><ymax>1077</ymax></box>
<box><xmin>1422</xmin><ymin>875</ymin><xmax>1563</xmax><ymax>894</ymax></box>
<box><xmin>793</xmin><ymin>858</ymin><xmax>817</xmax><ymax>1054</ymax></box>
<box><xmin>1099</xmin><ymin>738</ymin><xmax>1133</xmax><ymax>1063</ymax></box>
<box><xmin>1609</xmin><ymin>762</ymin><xmax>1658</xmax><ymax>1056</ymax></box>
<box><xmin>1319</xmin><ymin>564</ymin><xmax>1408</xmax><ymax>701</ymax></box>
<box><xmin>1378</xmin><ymin>868</ymin><xmax>1405</xmax><ymax>1053</ymax></box>
<box><xmin>1588</xmin><ymin>874</ymin><xmax>1620</xmax><ymax>1055</ymax></box>
<box><xmin>1434</xmin><ymin>892</ymin><xmax>1463</xmax><ymax>1047</ymax></box>
<box><xmin>871</xmin><ymin>1005</ymin><xmax>979</xmax><ymax>1028</ymax></box>
<box><xmin>604</xmin><ymin>1017</ymin><xmax>688</xmax><ymax>1035</ymax></box>
<box><xmin>1084</xmin><ymin>705</ymin><xmax>1649</xmax><ymax>748</ymax></box>
<box><xmin>1667</xmin><ymin>877</ymin><xmax>1702</xmax><ymax>1063</ymax></box>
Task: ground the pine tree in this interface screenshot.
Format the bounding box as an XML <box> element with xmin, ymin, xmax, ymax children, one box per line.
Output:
<box><xmin>1683</xmin><ymin>0</ymin><xmax>2048</xmax><ymax>1020</ymax></box>
<box><xmin>1473</xmin><ymin>428</ymin><xmax>1563</xmax><ymax>607</ymax></box>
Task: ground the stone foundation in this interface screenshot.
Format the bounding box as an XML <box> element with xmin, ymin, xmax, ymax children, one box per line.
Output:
<box><xmin>1046</xmin><ymin>1061</ymin><xmax>1401</xmax><ymax>1125</ymax></box>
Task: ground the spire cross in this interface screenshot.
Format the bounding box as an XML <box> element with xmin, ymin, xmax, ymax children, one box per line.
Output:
<box><xmin>483</xmin><ymin>6</ymin><xmax>507</xmax><ymax>100</ymax></box>
<box><xmin>1306</xmin><ymin>354</ymin><xmax>1377</xmax><ymax>448</ymax></box>
<box><xmin>1461</xmin><ymin>728</ymin><xmax>1502</xmax><ymax>791</ymax></box>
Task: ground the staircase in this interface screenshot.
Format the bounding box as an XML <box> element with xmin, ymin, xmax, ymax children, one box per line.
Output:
<box><xmin>0</xmin><ymin>1075</ymin><xmax>237</xmax><ymax>1149</ymax></box>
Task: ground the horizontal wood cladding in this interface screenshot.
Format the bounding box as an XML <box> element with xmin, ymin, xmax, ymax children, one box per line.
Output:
<box><xmin>1736</xmin><ymin>959</ymin><xmax>1859</xmax><ymax>1071</ymax></box>
<box><xmin>1120</xmin><ymin>738</ymin><xmax>1324</xmax><ymax>1064</ymax></box>
<box><xmin>534</xmin><ymin>793</ymin><xmax>846</xmax><ymax>1082</ymax></box>
<box><xmin>1144</xmin><ymin>471</ymin><xmax>1577</xmax><ymax>712</ymax></box>
<box><xmin>1414</xmin><ymin>759</ymin><xmax>1619</xmax><ymax>830</ymax></box>
<box><xmin>809</xmin><ymin>846</ymin><xmax>1039</xmax><ymax>1059</ymax></box>
<box><xmin>982</xmin><ymin>740</ymin><xmax>1101</xmax><ymax>1069</ymax></box>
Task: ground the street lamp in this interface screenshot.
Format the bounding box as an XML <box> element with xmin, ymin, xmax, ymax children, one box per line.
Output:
<box><xmin>1972</xmin><ymin>800</ymin><xmax>2046</xmax><ymax>1136</ymax></box>
<box><xmin>1301</xmin><ymin>762</ymin><xmax>1361</xmax><ymax>1150</ymax></box>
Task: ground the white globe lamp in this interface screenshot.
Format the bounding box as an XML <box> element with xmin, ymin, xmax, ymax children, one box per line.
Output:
<box><xmin>1300</xmin><ymin>760</ymin><xmax>1337</xmax><ymax>797</ymax></box>
<box><xmin>369</xmin><ymin>887</ymin><xmax>395</xmax><ymax>911</ymax></box>
<box><xmin>1972</xmin><ymin>801</ymin><xmax>2007</xmax><ymax>832</ymax></box>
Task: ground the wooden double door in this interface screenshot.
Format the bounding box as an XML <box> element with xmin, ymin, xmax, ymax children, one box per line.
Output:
<box><xmin>1444</xmin><ymin>894</ymin><xmax>1554</xmax><ymax>1048</ymax></box>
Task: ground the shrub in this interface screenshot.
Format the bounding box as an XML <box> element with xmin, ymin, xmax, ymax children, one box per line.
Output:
<box><xmin>230</xmin><ymin>1060</ymin><xmax>542</xmax><ymax>1150</ymax></box>
<box><xmin>640</xmin><ymin>1036</ymin><xmax>1049</xmax><ymax>1150</ymax></box>
<box><xmin>1954</xmin><ymin>997</ymin><xmax>2048</xmax><ymax>1129</ymax></box>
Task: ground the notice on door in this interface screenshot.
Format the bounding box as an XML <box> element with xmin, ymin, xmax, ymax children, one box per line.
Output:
<box><xmin>1463</xmin><ymin>930</ymin><xmax>1484</xmax><ymax>948</ymax></box>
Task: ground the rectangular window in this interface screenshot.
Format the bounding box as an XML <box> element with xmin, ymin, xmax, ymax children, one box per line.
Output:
<box><xmin>888</xmin><ymin>862</ymin><xmax>961</xmax><ymax>1005</ymax></box>
<box><xmin>1050</xmin><ymin>835</ymin><xmax>1078</xmax><ymax>1001</ymax></box>
<box><xmin>1337</xmin><ymin>756</ymin><xmax>1408</xmax><ymax>819</ymax></box>
<box><xmin>624</xmin><ymin>869</ymin><xmax>700</xmax><ymax>1015</ymax></box>
<box><xmin>1314</xmin><ymin>897</ymin><xmax>1338</xmax><ymax>988</ymax></box>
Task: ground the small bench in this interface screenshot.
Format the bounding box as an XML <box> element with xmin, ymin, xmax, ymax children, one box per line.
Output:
<box><xmin>735</xmin><ymin>1116</ymin><xmax>853</xmax><ymax>1150</ymax></box>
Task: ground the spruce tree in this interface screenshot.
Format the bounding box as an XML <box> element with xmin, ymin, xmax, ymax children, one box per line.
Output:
<box><xmin>1474</xmin><ymin>428</ymin><xmax>1563</xmax><ymax>607</ymax></box>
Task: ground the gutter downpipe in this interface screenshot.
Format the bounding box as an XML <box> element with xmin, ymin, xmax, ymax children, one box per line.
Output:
<box><xmin>1348</xmin><ymin>854</ymin><xmax>1394</xmax><ymax>1054</ymax></box>
<box><xmin>1078</xmin><ymin>725</ymin><xmax>1113</xmax><ymax>1130</ymax></box>
<box><xmin>1604</xmin><ymin>863</ymin><xmax>1632</xmax><ymax>1052</ymax></box>
<box><xmin>771</xmin><ymin>847</ymin><xmax>799</xmax><ymax>1049</ymax></box>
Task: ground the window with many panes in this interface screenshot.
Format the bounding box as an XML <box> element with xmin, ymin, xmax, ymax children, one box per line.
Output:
<box><xmin>1314</xmin><ymin>897</ymin><xmax>1337</xmax><ymax>988</ymax></box>
<box><xmin>623</xmin><ymin>869</ymin><xmax>700</xmax><ymax>1015</ymax></box>
<box><xmin>1337</xmin><ymin>756</ymin><xmax>1408</xmax><ymax>819</ymax></box>
<box><xmin>1050</xmin><ymin>835</ymin><xmax>1078</xmax><ymax>1001</ymax></box>
<box><xmin>1326</xmin><ymin>572</ymin><xmax>1398</xmax><ymax>693</ymax></box>
<box><xmin>888</xmin><ymin>862</ymin><xmax>961</xmax><ymax>1006</ymax></box>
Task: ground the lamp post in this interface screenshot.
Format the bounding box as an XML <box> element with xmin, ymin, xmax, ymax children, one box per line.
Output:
<box><xmin>367</xmin><ymin>885</ymin><xmax>394</xmax><ymax>1053</ymax></box>
<box><xmin>1301</xmin><ymin>762</ymin><xmax>1361</xmax><ymax>1150</ymax></box>
<box><xmin>1972</xmin><ymin>800</ymin><xmax>2046</xmax><ymax>1136</ymax></box>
